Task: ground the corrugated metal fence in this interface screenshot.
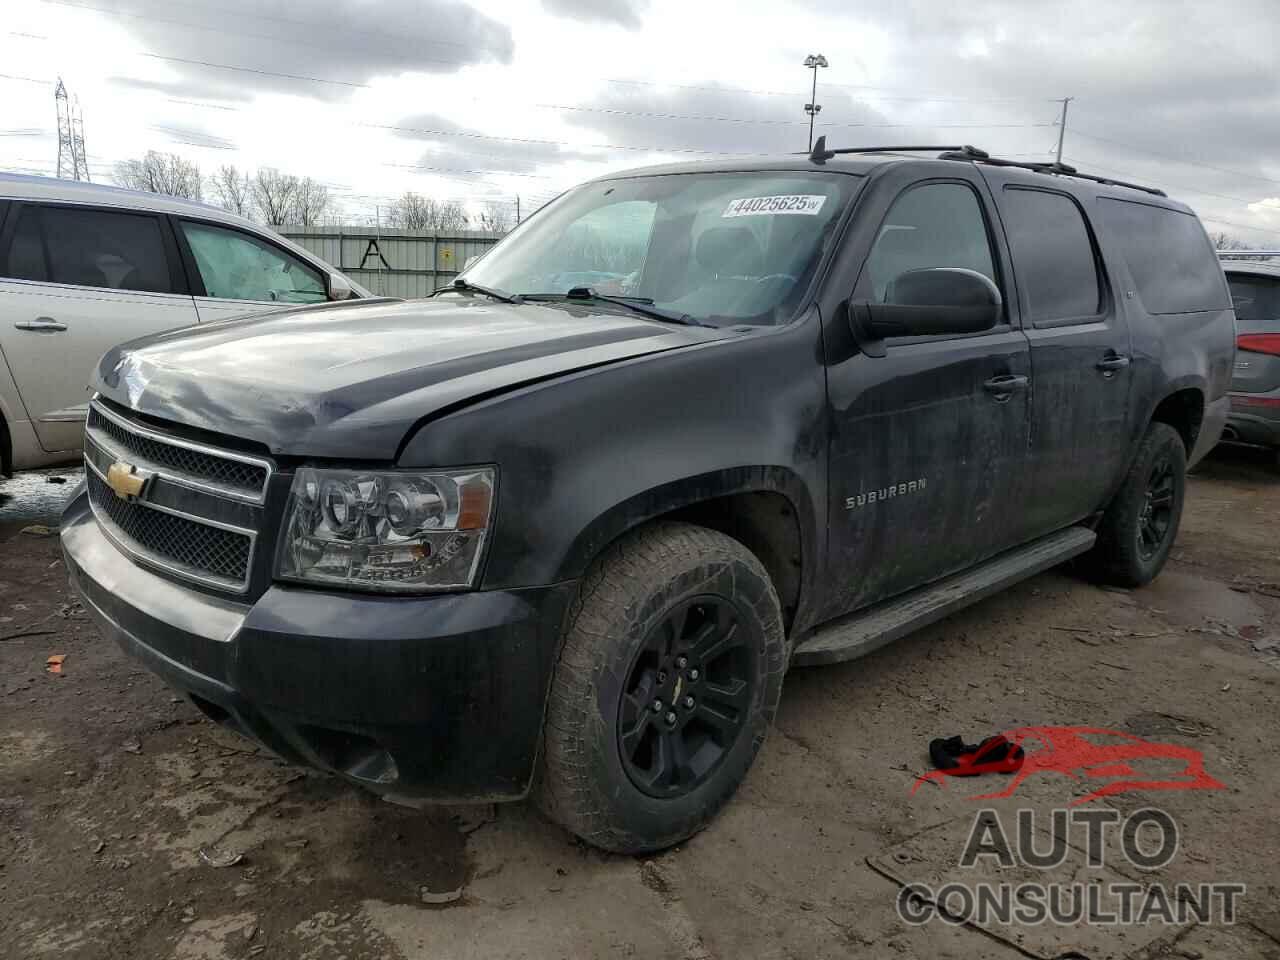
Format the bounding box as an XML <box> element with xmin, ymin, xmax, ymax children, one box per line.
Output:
<box><xmin>279</xmin><ymin>227</ymin><xmax>504</xmax><ymax>299</ymax></box>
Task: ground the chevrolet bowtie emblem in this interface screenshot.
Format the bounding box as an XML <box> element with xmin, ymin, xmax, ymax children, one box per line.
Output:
<box><xmin>106</xmin><ymin>461</ymin><xmax>147</xmax><ymax>500</ymax></box>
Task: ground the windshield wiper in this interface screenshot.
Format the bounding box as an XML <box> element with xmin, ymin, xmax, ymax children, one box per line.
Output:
<box><xmin>524</xmin><ymin>287</ymin><xmax>704</xmax><ymax>327</ymax></box>
<box><xmin>437</xmin><ymin>277</ymin><xmax>523</xmax><ymax>303</ymax></box>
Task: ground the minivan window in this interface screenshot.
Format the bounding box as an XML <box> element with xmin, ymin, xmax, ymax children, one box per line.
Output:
<box><xmin>458</xmin><ymin>172</ymin><xmax>860</xmax><ymax>326</ymax></box>
<box><xmin>40</xmin><ymin>206</ymin><xmax>173</xmax><ymax>293</ymax></box>
<box><xmin>865</xmin><ymin>182</ymin><xmax>997</xmax><ymax>304</ymax></box>
<box><xmin>4</xmin><ymin>208</ymin><xmax>48</xmax><ymax>282</ymax></box>
<box><xmin>1096</xmin><ymin>198</ymin><xmax>1228</xmax><ymax>314</ymax></box>
<box><xmin>1227</xmin><ymin>274</ymin><xmax>1280</xmax><ymax>333</ymax></box>
<box><xmin>1000</xmin><ymin>188</ymin><xmax>1101</xmax><ymax>323</ymax></box>
<box><xmin>180</xmin><ymin>221</ymin><xmax>326</xmax><ymax>304</ymax></box>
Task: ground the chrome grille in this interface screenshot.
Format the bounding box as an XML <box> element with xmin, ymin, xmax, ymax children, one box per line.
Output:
<box><xmin>83</xmin><ymin>399</ymin><xmax>272</xmax><ymax>594</ymax></box>
<box><xmin>88</xmin><ymin>404</ymin><xmax>267</xmax><ymax>496</ymax></box>
<box><xmin>87</xmin><ymin>469</ymin><xmax>251</xmax><ymax>586</ymax></box>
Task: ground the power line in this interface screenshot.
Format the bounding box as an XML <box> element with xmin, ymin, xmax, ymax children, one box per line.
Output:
<box><xmin>16</xmin><ymin>11</ymin><xmax>1072</xmax><ymax>116</ymax></box>
<box><xmin>1199</xmin><ymin>216</ymin><xmax>1280</xmax><ymax>238</ymax></box>
<box><xmin>140</xmin><ymin>53</ymin><xmax>368</xmax><ymax>89</ymax></box>
<box><xmin>1070</xmin><ymin>129</ymin><xmax>1280</xmax><ymax>188</ymax></box>
<box><xmin>40</xmin><ymin>0</ymin><xmax>478</xmax><ymax>55</ymax></box>
<box><xmin>1063</xmin><ymin>154</ymin><xmax>1267</xmax><ymax>206</ymax></box>
<box><xmin>0</xmin><ymin>73</ymin><xmax>54</xmax><ymax>85</ymax></box>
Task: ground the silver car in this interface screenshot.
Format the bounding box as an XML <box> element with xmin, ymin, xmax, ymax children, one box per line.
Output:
<box><xmin>1222</xmin><ymin>258</ymin><xmax>1280</xmax><ymax>460</ymax></box>
<box><xmin>0</xmin><ymin>174</ymin><xmax>371</xmax><ymax>474</ymax></box>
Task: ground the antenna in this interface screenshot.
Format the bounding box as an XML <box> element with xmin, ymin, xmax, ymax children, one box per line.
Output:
<box><xmin>54</xmin><ymin>77</ymin><xmax>90</xmax><ymax>181</ymax></box>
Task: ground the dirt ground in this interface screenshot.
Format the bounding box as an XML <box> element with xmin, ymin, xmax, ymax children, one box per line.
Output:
<box><xmin>3</xmin><ymin>447</ymin><xmax>1280</xmax><ymax>960</ymax></box>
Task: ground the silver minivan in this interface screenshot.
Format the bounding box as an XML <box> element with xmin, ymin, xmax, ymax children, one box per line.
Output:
<box><xmin>0</xmin><ymin>174</ymin><xmax>371</xmax><ymax>474</ymax></box>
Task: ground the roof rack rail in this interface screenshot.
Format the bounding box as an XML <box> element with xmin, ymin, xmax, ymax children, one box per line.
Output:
<box><xmin>1218</xmin><ymin>250</ymin><xmax>1280</xmax><ymax>259</ymax></box>
<box><xmin>805</xmin><ymin>135</ymin><xmax>1167</xmax><ymax>197</ymax></box>
<box><xmin>805</xmin><ymin>136</ymin><xmax>988</xmax><ymax>163</ymax></box>
<box><xmin>938</xmin><ymin>151</ymin><xmax>1167</xmax><ymax>197</ymax></box>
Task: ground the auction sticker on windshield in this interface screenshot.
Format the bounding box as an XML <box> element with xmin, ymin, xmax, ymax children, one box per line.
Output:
<box><xmin>722</xmin><ymin>195</ymin><xmax>827</xmax><ymax>217</ymax></box>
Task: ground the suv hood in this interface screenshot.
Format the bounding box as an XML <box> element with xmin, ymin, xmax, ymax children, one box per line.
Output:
<box><xmin>93</xmin><ymin>298</ymin><xmax>728</xmax><ymax>459</ymax></box>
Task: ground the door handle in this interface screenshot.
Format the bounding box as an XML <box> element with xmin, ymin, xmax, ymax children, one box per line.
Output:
<box><xmin>1096</xmin><ymin>354</ymin><xmax>1131</xmax><ymax>372</ymax></box>
<box><xmin>983</xmin><ymin>374</ymin><xmax>1029</xmax><ymax>399</ymax></box>
<box><xmin>15</xmin><ymin>317</ymin><xmax>68</xmax><ymax>333</ymax></box>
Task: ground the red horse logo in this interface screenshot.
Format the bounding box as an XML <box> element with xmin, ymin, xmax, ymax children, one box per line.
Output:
<box><xmin>911</xmin><ymin>725</ymin><xmax>1226</xmax><ymax>805</ymax></box>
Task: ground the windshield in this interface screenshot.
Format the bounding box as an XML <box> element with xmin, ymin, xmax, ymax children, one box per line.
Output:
<box><xmin>458</xmin><ymin>171</ymin><xmax>860</xmax><ymax>326</ymax></box>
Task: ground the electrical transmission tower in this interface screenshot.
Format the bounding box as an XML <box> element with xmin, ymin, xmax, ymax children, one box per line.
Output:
<box><xmin>55</xmin><ymin>78</ymin><xmax>90</xmax><ymax>182</ymax></box>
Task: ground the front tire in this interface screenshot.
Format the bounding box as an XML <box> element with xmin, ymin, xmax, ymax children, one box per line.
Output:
<box><xmin>1091</xmin><ymin>422</ymin><xmax>1187</xmax><ymax>587</ymax></box>
<box><xmin>535</xmin><ymin>522</ymin><xmax>786</xmax><ymax>854</ymax></box>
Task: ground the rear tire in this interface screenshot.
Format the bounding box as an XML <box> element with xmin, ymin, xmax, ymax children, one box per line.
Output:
<box><xmin>535</xmin><ymin>522</ymin><xmax>786</xmax><ymax>854</ymax></box>
<box><xmin>1090</xmin><ymin>422</ymin><xmax>1187</xmax><ymax>587</ymax></box>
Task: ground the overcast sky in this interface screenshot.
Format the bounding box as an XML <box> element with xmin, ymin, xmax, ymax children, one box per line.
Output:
<box><xmin>2</xmin><ymin>0</ymin><xmax>1277</xmax><ymax>241</ymax></box>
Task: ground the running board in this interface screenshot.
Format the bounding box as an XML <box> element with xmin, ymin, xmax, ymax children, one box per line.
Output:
<box><xmin>792</xmin><ymin>526</ymin><xmax>1096</xmax><ymax>667</ymax></box>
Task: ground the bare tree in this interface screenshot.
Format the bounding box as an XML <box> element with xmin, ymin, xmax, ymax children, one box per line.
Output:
<box><xmin>292</xmin><ymin>177</ymin><xmax>333</xmax><ymax>226</ymax></box>
<box><xmin>113</xmin><ymin>151</ymin><xmax>202</xmax><ymax>199</ymax></box>
<box><xmin>1212</xmin><ymin>231</ymin><xmax>1272</xmax><ymax>261</ymax></box>
<box><xmin>208</xmin><ymin>164</ymin><xmax>252</xmax><ymax>217</ymax></box>
<box><xmin>386</xmin><ymin>192</ymin><xmax>468</xmax><ymax>231</ymax></box>
<box><xmin>478</xmin><ymin>200</ymin><xmax>512</xmax><ymax>235</ymax></box>
<box><xmin>435</xmin><ymin>200</ymin><xmax>469</xmax><ymax>232</ymax></box>
<box><xmin>251</xmin><ymin>167</ymin><xmax>298</xmax><ymax>226</ymax></box>
<box><xmin>386</xmin><ymin>192</ymin><xmax>433</xmax><ymax>229</ymax></box>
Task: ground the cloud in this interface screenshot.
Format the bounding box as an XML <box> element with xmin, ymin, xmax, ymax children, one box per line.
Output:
<box><xmin>541</xmin><ymin>0</ymin><xmax>649</xmax><ymax>30</ymax></box>
<box><xmin>95</xmin><ymin>0</ymin><xmax>514</xmax><ymax>102</ymax></box>
<box><xmin>553</xmin><ymin>85</ymin><xmax>943</xmax><ymax>159</ymax></box>
<box><xmin>787</xmin><ymin>0</ymin><xmax>1280</xmax><ymax>236</ymax></box>
<box><xmin>392</xmin><ymin>112</ymin><xmax>601</xmax><ymax>176</ymax></box>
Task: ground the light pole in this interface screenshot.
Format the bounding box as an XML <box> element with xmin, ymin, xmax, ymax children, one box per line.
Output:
<box><xmin>804</xmin><ymin>54</ymin><xmax>828</xmax><ymax>152</ymax></box>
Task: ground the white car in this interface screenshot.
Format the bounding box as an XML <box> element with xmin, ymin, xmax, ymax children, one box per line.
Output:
<box><xmin>0</xmin><ymin>174</ymin><xmax>372</xmax><ymax>474</ymax></box>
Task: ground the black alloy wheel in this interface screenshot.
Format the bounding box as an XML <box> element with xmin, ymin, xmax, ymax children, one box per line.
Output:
<box><xmin>617</xmin><ymin>596</ymin><xmax>755</xmax><ymax>799</ymax></box>
<box><xmin>1137</xmin><ymin>452</ymin><xmax>1177</xmax><ymax>560</ymax></box>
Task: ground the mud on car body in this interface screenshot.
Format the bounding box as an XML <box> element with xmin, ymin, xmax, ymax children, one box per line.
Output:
<box><xmin>62</xmin><ymin>145</ymin><xmax>1234</xmax><ymax>853</ymax></box>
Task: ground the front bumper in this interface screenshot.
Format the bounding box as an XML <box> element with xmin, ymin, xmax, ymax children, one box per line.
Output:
<box><xmin>61</xmin><ymin>490</ymin><xmax>574</xmax><ymax>802</ymax></box>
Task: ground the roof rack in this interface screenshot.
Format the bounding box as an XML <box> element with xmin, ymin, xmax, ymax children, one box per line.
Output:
<box><xmin>806</xmin><ymin>135</ymin><xmax>1166</xmax><ymax>197</ymax></box>
<box><xmin>1218</xmin><ymin>250</ymin><xmax>1280</xmax><ymax>259</ymax></box>
<box><xmin>805</xmin><ymin>137</ymin><xmax>989</xmax><ymax>163</ymax></box>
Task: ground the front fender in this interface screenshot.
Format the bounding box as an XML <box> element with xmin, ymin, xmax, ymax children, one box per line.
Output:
<box><xmin>397</xmin><ymin>315</ymin><xmax>829</xmax><ymax>611</ymax></box>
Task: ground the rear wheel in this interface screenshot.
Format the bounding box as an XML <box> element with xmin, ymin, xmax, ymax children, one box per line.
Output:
<box><xmin>1090</xmin><ymin>422</ymin><xmax>1187</xmax><ymax>587</ymax></box>
<box><xmin>535</xmin><ymin>522</ymin><xmax>786</xmax><ymax>854</ymax></box>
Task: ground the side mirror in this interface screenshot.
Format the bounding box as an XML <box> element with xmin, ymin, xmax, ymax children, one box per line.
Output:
<box><xmin>850</xmin><ymin>267</ymin><xmax>1002</xmax><ymax>347</ymax></box>
<box><xmin>328</xmin><ymin>272</ymin><xmax>354</xmax><ymax>301</ymax></box>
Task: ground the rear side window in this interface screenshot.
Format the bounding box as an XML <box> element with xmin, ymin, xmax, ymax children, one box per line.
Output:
<box><xmin>4</xmin><ymin>208</ymin><xmax>48</xmax><ymax>282</ymax></box>
<box><xmin>1227</xmin><ymin>274</ymin><xmax>1280</xmax><ymax>333</ymax></box>
<box><xmin>1000</xmin><ymin>188</ymin><xmax>1101</xmax><ymax>323</ymax></box>
<box><xmin>2</xmin><ymin>205</ymin><xmax>173</xmax><ymax>293</ymax></box>
<box><xmin>1096</xmin><ymin>198</ymin><xmax>1228</xmax><ymax>314</ymax></box>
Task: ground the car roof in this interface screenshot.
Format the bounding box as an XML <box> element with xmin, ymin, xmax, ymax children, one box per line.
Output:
<box><xmin>586</xmin><ymin>153</ymin><xmax>1195</xmax><ymax>211</ymax></box>
<box><xmin>1223</xmin><ymin>260</ymin><xmax>1280</xmax><ymax>281</ymax></box>
<box><xmin>0</xmin><ymin>172</ymin><xmax>259</xmax><ymax>230</ymax></box>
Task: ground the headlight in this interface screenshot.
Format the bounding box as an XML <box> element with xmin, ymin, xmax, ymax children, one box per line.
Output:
<box><xmin>276</xmin><ymin>466</ymin><xmax>495</xmax><ymax>593</ymax></box>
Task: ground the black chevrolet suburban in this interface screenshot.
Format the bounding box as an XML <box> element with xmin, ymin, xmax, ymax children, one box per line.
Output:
<box><xmin>61</xmin><ymin>143</ymin><xmax>1234</xmax><ymax>853</ymax></box>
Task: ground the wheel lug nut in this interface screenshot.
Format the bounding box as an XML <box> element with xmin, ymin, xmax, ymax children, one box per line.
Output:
<box><xmin>683</xmin><ymin>696</ymin><xmax>695</xmax><ymax>709</ymax></box>
<box><xmin>688</xmin><ymin>668</ymin><xmax>699</xmax><ymax>681</ymax></box>
<box><xmin>665</xmin><ymin>711</ymin><xmax>677</xmax><ymax>725</ymax></box>
<box><xmin>651</xmin><ymin>700</ymin><xmax>663</xmax><ymax>713</ymax></box>
<box><xmin>676</xmin><ymin>656</ymin><xmax>688</xmax><ymax>669</ymax></box>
